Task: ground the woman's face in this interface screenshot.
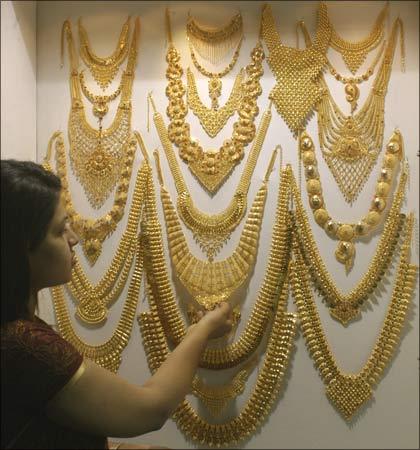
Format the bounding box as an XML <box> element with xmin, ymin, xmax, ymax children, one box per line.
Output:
<box><xmin>28</xmin><ymin>194</ymin><xmax>79</xmax><ymax>291</ymax></box>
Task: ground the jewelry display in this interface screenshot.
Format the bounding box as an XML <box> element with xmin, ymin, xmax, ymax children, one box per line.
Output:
<box><xmin>299</xmin><ymin>17</ymin><xmax>404</xmax><ymax>203</ymax></box>
<box><xmin>78</xmin><ymin>16</ymin><xmax>131</xmax><ymax>90</ymax></box>
<box><xmin>150</xmin><ymin>93</ymin><xmax>273</xmax><ymax>260</ymax></box>
<box><xmin>138</xmin><ymin>276</ymin><xmax>297</xmax><ymax>447</ymax></box>
<box><xmin>260</xmin><ymin>3</ymin><xmax>331</xmax><ymax>136</ymax></box>
<box><xmin>165</xmin><ymin>9</ymin><xmax>264</xmax><ymax>193</ymax></box>
<box><xmin>298</xmin><ymin>129</ymin><xmax>405</xmax><ymax>271</ymax></box>
<box><xmin>327</xmin><ymin>1</ymin><xmax>389</xmax><ymax>74</ymax></box>
<box><xmin>289</xmin><ymin>164</ymin><xmax>407</xmax><ymax>325</ymax></box>
<box><xmin>62</xmin><ymin>18</ymin><xmax>140</xmax><ymax>208</ymax></box>
<box><xmin>141</xmin><ymin>162</ymin><xmax>292</xmax><ymax>369</ymax></box>
<box><xmin>51</xmin><ymin>238</ymin><xmax>144</xmax><ymax>373</ymax></box>
<box><xmin>154</xmin><ymin>147</ymin><xmax>276</xmax><ymax>310</ymax></box>
<box><xmin>290</xmin><ymin>213</ymin><xmax>417</xmax><ymax>421</ymax></box>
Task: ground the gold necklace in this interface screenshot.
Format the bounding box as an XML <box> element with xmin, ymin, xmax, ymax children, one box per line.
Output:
<box><xmin>300</xmin><ymin>17</ymin><xmax>405</xmax><ymax>203</ymax></box>
<box><xmin>63</xmin><ymin>18</ymin><xmax>139</xmax><ymax>209</ymax></box>
<box><xmin>141</xmin><ymin>161</ymin><xmax>292</xmax><ymax>369</ymax></box>
<box><xmin>187</xmin><ymin>67</ymin><xmax>244</xmax><ymax>137</ymax></box>
<box><xmin>165</xmin><ymin>9</ymin><xmax>264</xmax><ymax>193</ymax></box>
<box><xmin>325</xmin><ymin>39</ymin><xmax>386</xmax><ymax>113</ymax></box>
<box><xmin>138</xmin><ymin>274</ymin><xmax>297</xmax><ymax>447</ymax></box>
<box><xmin>186</xmin><ymin>12</ymin><xmax>243</xmax><ymax>65</ymax></box>
<box><xmin>79</xmin><ymin>69</ymin><xmax>123</xmax><ymax>120</ymax></box>
<box><xmin>290</xmin><ymin>213</ymin><xmax>418</xmax><ymax>421</ymax></box>
<box><xmin>327</xmin><ymin>1</ymin><xmax>389</xmax><ymax>74</ymax></box>
<box><xmin>78</xmin><ymin>16</ymin><xmax>131</xmax><ymax>90</ymax></box>
<box><xmin>290</xmin><ymin>163</ymin><xmax>407</xmax><ymax>325</ymax></box>
<box><xmin>51</xmin><ymin>238</ymin><xmax>144</xmax><ymax>373</ymax></box>
<box><xmin>154</xmin><ymin>147</ymin><xmax>276</xmax><ymax>310</ymax></box>
<box><xmin>260</xmin><ymin>2</ymin><xmax>331</xmax><ymax>136</ymax></box>
<box><xmin>150</xmin><ymin>95</ymin><xmax>273</xmax><ymax>260</ymax></box>
<box><xmin>298</xmin><ymin>129</ymin><xmax>405</xmax><ymax>271</ymax></box>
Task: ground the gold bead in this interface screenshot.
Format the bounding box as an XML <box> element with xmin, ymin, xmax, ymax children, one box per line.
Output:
<box><xmin>314</xmin><ymin>208</ymin><xmax>330</xmax><ymax>227</ymax></box>
<box><xmin>386</xmin><ymin>139</ymin><xmax>400</xmax><ymax>154</ymax></box>
<box><xmin>355</xmin><ymin>221</ymin><xmax>369</xmax><ymax>236</ymax></box>
<box><xmin>383</xmin><ymin>154</ymin><xmax>397</xmax><ymax>169</ymax></box>
<box><xmin>371</xmin><ymin>196</ymin><xmax>386</xmax><ymax>212</ymax></box>
<box><xmin>305</xmin><ymin>165</ymin><xmax>318</xmax><ymax>179</ymax></box>
<box><xmin>376</xmin><ymin>182</ymin><xmax>390</xmax><ymax>197</ymax></box>
<box><xmin>324</xmin><ymin>220</ymin><xmax>338</xmax><ymax>236</ymax></box>
<box><xmin>379</xmin><ymin>168</ymin><xmax>392</xmax><ymax>182</ymax></box>
<box><xmin>307</xmin><ymin>179</ymin><xmax>322</xmax><ymax>195</ymax></box>
<box><xmin>337</xmin><ymin>224</ymin><xmax>354</xmax><ymax>241</ymax></box>
<box><xmin>300</xmin><ymin>135</ymin><xmax>313</xmax><ymax>151</ymax></box>
<box><xmin>309</xmin><ymin>194</ymin><xmax>323</xmax><ymax>209</ymax></box>
<box><xmin>302</xmin><ymin>151</ymin><xmax>316</xmax><ymax>166</ymax></box>
<box><xmin>365</xmin><ymin>211</ymin><xmax>382</xmax><ymax>227</ymax></box>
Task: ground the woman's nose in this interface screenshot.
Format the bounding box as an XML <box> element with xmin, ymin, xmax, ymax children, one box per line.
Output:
<box><xmin>69</xmin><ymin>226</ymin><xmax>80</xmax><ymax>247</ymax></box>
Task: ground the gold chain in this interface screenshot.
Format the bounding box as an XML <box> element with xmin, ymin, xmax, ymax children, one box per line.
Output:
<box><xmin>141</xmin><ymin>163</ymin><xmax>292</xmax><ymax>369</ymax></box>
<box><xmin>151</xmin><ymin>97</ymin><xmax>272</xmax><ymax>260</ymax></box>
<box><xmin>78</xmin><ymin>16</ymin><xmax>131</xmax><ymax>90</ymax></box>
<box><xmin>165</xmin><ymin>9</ymin><xmax>264</xmax><ymax>193</ymax></box>
<box><xmin>138</xmin><ymin>275</ymin><xmax>297</xmax><ymax>447</ymax></box>
<box><xmin>298</xmin><ymin>129</ymin><xmax>405</xmax><ymax>271</ymax></box>
<box><xmin>260</xmin><ymin>3</ymin><xmax>331</xmax><ymax>136</ymax></box>
<box><xmin>51</xmin><ymin>237</ymin><xmax>144</xmax><ymax>373</ymax></box>
<box><xmin>290</xmin><ymin>213</ymin><xmax>418</xmax><ymax>421</ymax></box>
<box><xmin>187</xmin><ymin>67</ymin><xmax>244</xmax><ymax>137</ymax></box>
<box><xmin>153</xmin><ymin>147</ymin><xmax>276</xmax><ymax>310</ymax></box>
<box><xmin>63</xmin><ymin>18</ymin><xmax>139</xmax><ymax>209</ymax></box>
<box><xmin>328</xmin><ymin>1</ymin><xmax>389</xmax><ymax>74</ymax></box>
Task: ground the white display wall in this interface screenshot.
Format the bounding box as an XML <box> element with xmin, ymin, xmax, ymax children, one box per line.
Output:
<box><xmin>33</xmin><ymin>1</ymin><xmax>420</xmax><ymax>448</ymax></box>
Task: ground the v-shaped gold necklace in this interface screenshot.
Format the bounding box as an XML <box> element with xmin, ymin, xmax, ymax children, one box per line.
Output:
<box><xmin>290</xmin><ymin>213</ymin><xmax>417</xmax><ymax>420</ymax></box>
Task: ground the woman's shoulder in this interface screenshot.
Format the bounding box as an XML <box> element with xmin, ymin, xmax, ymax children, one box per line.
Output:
<box><xmin>1</xmin><ymin>317</ymin><xmax>57</xmax><ymax>347</ymax></box>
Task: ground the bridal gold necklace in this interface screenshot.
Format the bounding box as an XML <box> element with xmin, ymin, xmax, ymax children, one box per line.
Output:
<box><xmin>165</xmin><ymin>9</ymin><xmax>264</xmax><ymax>193</ymax></box>
<box><xmin>150</xmin><ymin>92</ymin><xmax>273</xmax><ymax>260</ymax></box>
<box><xmin>260</xmin><ymin>2</ymin><xmax>331</xmax><ymax>136</ymax></box>
<box><xmin>298</xmin><ymin>129</ymin><xmax>405</xmax><ymax>271</ymax></box>
<box><xmin>290</xmin><ymin>213</ymin><xmax>417</xmax><ymax>420</ymax></box>
<box><xmin>78</xmin><ymin>16</ymin><xmax>131</xmax><ymax>90</ymax></box>
<box><xmin>62</xmin><ymin>18</ymin><xmax>139</xmax><ymax>208</ymax></box>
<box><xmin>153</xmin><ymin>146</ymin><xmax>276</xmax><ymax>310</ymax></box>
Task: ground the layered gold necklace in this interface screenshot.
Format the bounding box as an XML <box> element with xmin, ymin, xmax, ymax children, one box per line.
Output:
<box><xmin>141</xmin><ymin>161</ymin><xmax>292</xmax><ymax>369</ymax></box>
<box><xmin>62</xmin><ymin>18</ymin><xmax>139</xmax><ymax>209</ymax></box>
<box><xmin>150</xmin><ymin>93</ymin><xmax>273</xmax><ymax>260</ymax></box>
<box><xmin>298</xmin><ymin>129</ymin><xmax>406</xmax><ymax>271</ymax></box>
<box><xmin>327</xmin><ymin>1</ymin><xmax>389</xmax><ymax>74</ymax></box>
<box><xmin>139</xmin><ymin>272</ymin><xmax>297</xmax><ymax>447</ymax></box>
<box><xmin>165</xmin><ymin>9</ymin><xmax>264</xmax><ymax>193</ymax></box>
<box><xmin>290</xmin><ymin>213</ymin><xmax>417</xmax><ymax>421</ymax></box>
<box><xmin>50</xmin><ymin>237</ymin><xmax>144</xmax><ymax>373</ymax></box>
<box><xmin>260</xmin><ymin>2</ymin><xmax>331</xmax><ymax>136</ymax></box>
<box><xmin>153</xmin><ymin>146</ymin><xmax>276</xmax><ymax>310</ymax></box>
<box><xmin>78</xmin><ymin>16</ymin><xmax>131</xmax><ymax>90</ymax></box>
<box><xmin>299</xmin><ymin>17</ymin><xmax>404</xmax><ymax>203</ymax></box>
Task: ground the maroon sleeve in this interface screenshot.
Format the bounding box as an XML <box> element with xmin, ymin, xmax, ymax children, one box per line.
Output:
<box><xmin>1</xmin><ymin>318</ymin><xmax>83</xmax><ymax>412</ymax></box>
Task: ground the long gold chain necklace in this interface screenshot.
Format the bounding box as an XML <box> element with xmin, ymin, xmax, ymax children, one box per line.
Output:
<box><xmin>150</xmin><ymin>93</ymin><xmax>273</xmax><ymax>260</ymax></box>
<box><xmin>299</xmin><ymin>17</ymin><xmax>404</xmax><ymax>203</ymax></box>
<box><xmin>298</xmin><ymin>129</ymin><xmax>405</xmax><ymax>271</ymax></box>
<box><xmin>290</xmin><ymin>163</ymin><xmax>407</xmax><ymax>325</ymax></box>
<box><xmin>63</xmin><ymin>18</ymin><xmax>139</xmax><ymax>209</ymax></box>
<box><xmin>165</xmin><ymin>9</ymin><xmax>264</xmax><ymax>194</ymax></box>
<box><xmin>153</xmin><ymin>147</ymin><xmax>276</xmax><ymax>311</ymax></box>
<box><xmin>186</xmin><ymin>12</ymin><xmax>243</xmax><ymax>65</ymax></box>
<box><xmin>141</xmin><ymin>161</ymin><xmax>292</xmax><ymax>369</ymax></box>
<box><xmin>187</xmin><ymin>67</ymin><xmax>244</xmax><ymax>137</ymax></box>
<box><xmin>327</xmin><ymin>1</ymin><xmax>389</xmax><ymax>74</ymax></box>
<box><xmin>51</xmin><ymin>238</ymin><xmax>144</xmax><ymax>373</ymax></box>
<box><xmin>260</xmin><ymin>2</ymin><xmax>331</xmax><ymax>136</ymax></box>
<box><xmin>78</xmin><ymin>16</ymin><xmax>131</xmax><ymax>90</ymax></box>
<box><xmin>138</xmin><ymin>274</ymin><xmax>297</xmax><ymax>447</ymax></box>
<box><xmin>290</xmin><ymin>213</ymin><xmax>418</xmax><ymax>421</ymax></box>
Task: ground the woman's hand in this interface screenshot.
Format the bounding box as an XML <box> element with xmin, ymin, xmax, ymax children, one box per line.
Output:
<box><xmin>193</xmin><ymin>302</ymin><xmax>233</xmax><ymax>339</ymax></box>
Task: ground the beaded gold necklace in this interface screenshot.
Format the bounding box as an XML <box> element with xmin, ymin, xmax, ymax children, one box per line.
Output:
<box><xmin>150</xmin><ymin>93</ymin><xmax>273</xmax><ymax>260</ymax></box>
<box><xmin>260</xmin><ymin>2</ymin><xmax>331</xmax><ymax>136</ymax></box>
<box><xmin>153</xmin><ymin>147</ymin><xmax>276</xmax><ymax>310</ymax></box>
<box><xmin>78</xmin><ymin>16</ymin><xmax>131</xmax><ymax>90</ymax></box>
<box><xmin>290</xmin><ymin>213</ymin><xmax>417</xmax><ymax>421</ymax></box>
<box><xmin>327</xmin><ymin>1</ymin><xmax>389</xmax><ymax>74</ymax></box>
<box><xmin>141</xmin><ymin>162</ymin><xmax>292</xmax><ymax>369</ymax></box>
<box><xmin>298</xmin><ymin>129</ymin><xmax>405</xmax><ymax>271</ymax></box>
<box><xmin>62</xmin><ymin>18</ymin><xmax>139</xmax><ymax>209</ymax></box>
<box><xmin>299</xmin><ymin>17</ymin><xmax>404</xmax><ymax>203</ymax></box>
<box><xmin>165</xmin><ymin>9</ymin><xmax>264</xmax><ymax>193</ymax></box>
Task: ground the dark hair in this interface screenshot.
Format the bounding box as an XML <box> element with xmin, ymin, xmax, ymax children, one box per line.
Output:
<box><xmin>1</xmin><ymin>160</ymin><xmax>62</xmax><ymax>324</ymax></box>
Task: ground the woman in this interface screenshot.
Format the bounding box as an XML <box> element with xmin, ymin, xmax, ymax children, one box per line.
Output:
<box><xmin>1</xmin><ymin>159</ymin><xmax>232</xmax><ymax>449</ymax></box>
